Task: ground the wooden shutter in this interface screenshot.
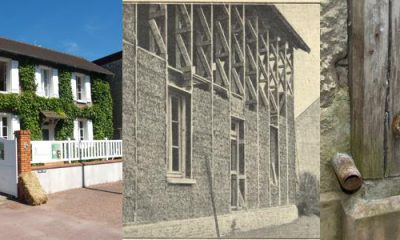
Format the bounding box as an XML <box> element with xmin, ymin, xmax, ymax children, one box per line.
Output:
<box><xmin>86</xmin><ymin>119</ymin><xmax>94</xmax><ymax>140</ymax></box>
<box><xmin>52</xmin><ymin>68</ymin><xmax>59</xmax><ymax>98</ymax></box>
<box><xmin>10</xmin><ymin>60</ymin><xmax>19</xmax><ymax>93</ymax></box>
<box><xmin>73</xmin><ymin>119</ymin><xmax>79</xmax><ymax>140</ymax></box>
<box><xmin>10</xmin><ymin>115</ymin><xmax>20</xmax><ymax>140</ymax></box>
<box><xmin>35</xmin><ymin>66</ymin><xmax>42</xmax><ymax>96</ymax></box>
<box><xmin>71</xmin><ymin>73</ymin><xmax>77</xmax><ymax>101</ymax></box>
<box><xmin>85</xmin><ymin>75</ymin><xmax>91</xmax><ymax>103</ymax></box>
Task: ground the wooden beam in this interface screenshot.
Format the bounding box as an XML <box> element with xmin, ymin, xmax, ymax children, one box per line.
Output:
<box><xmin>232</xmin><ymin>69</ymin><xmax>244</xmax><ymax>95</ymax></box>
<box><xmin>232</xmin><ymin>35</ymin><xmax>244</xmax><ymax>64</ymax></box>
<box><xmin>246</xmin><ymin>45</ymin><xmax>257</xmax><ymax>71</ymax></box>
<box><xmin>148</xmin><ymin>19</ymin><xmax>167</xmax><ymax>54</ymax></box>
<box><xmin>197</xmin><ymin>7</ymin><xmax>211</xmax><ymax>41</ymax></box>
<box><xmin>179</xmin><ymin>5</ymin><xmax>192</xmax><ymax>28</ymax></box>
<box><xmin>196</xmin><ymin>47</ymin><xmax>212</xmax><ymax>77</ymax></box>
<box><xmin>246</xmin><ymin>77</ymin><xmax>257</xmax><ymax>101</ymax></box>
<box><xmin>351</xmin><ymin>0</ymin><xmax>388</xmax><ymax>178</ymax></box>
<box><xmin>216</xmin><ymin>59</ymin><xmax>230</xmax><ymax>88</ymax></box>
<box><xmin>216</xmin><ymin>22</ymin><xmax>230</xmax><ymax>53</ymax></box>
<box><xmin>176</xmin><ymin>34</ymin><xmax>191</xmax><ymax>67</ymax></box>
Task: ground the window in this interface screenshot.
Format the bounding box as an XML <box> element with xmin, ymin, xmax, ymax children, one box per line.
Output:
<box><xmin>270</xmin><ymin>126</ymin><xmax>279</xmax><ymax>185</ymax></box>
<box><xmin>79</xmin><ymin>120</ymin><xmax>85</xmax><ymax>140</ymax></box>
<box><xmin>0</xmin><ymin>116</ymin><xmax>8</xmax><ymax>139</ymax></box>
<box><xmin>36</xmin><ymin>66</ymin><xmax>58</xmax><ymax>98</ymax></box>
<box><xmin>74</xmin><ymin>119</ymin><xmax>93</xmax><ymax>141</ymax></box>
<box><xmin>41</xmin><ymin>68</ymin><xmax>51</xmax><ymax>97</ymax></box>
<box><xmin>76</xmin><ymin>75</ymin><xmax>83</xmax><ymax>101</ymax></box>
<box><xmin>231</xmin><ymin>118</ymin><xmax>245</xmax><ymax>209</ymax></box>
<box><xmin>168</xmin><ymin>89</ymin><xmax>191</xmax><ymax>179</ymax></box>
<box><xmin>0</xmin><ymin>61</ymin><xmax>8</xmax><ymax>92</ymax></box>
<box><xmin>73</xmin><ymin>73</ymin><xmax>91</xmax><ymax>103</ymax></box>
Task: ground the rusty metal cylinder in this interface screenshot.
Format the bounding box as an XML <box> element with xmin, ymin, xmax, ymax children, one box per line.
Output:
<box><xmin>331</xmin><ymin>153</ymin><xmax>363</xmax><ymax>193</ymax></box>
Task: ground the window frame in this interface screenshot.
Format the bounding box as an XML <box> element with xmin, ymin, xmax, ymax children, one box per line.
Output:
<box><xmin>78</xmin><ymin>119</ymin><xmax>86</xmax><ymax>141</ymax></box>
<box><xmin>230</xmin><ymin>118</ymin><xmax>246</xmax><ymax>210</ymax></box>
<box><xmin>0</xmin><ymin>58</ymin><xmax>10</xmax><ymax>93</ymax></box>
<box><xmin>167</xmin><ymin>89</ymin><xmax>192</xmax><ymax>182</ymax></box>
<box><xmin>0</xmin><ymin>113</ymin><xmax>10</xmax><ymax>139</ymax></box>
<box><xmin>40</xmin><ymin>66</ymin><xmax>52</xmax><ymax>97</ymax></box>
<box><xmin>76</xmin><ymin>74</ymin><xmax>84</xmax><ymax>102</ymax></box>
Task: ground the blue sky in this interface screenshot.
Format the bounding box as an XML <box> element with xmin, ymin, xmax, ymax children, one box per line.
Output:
<box><xmin>0</xmin><ymin>0</ymin><xmax>121</xmax><ymax>61</ymax></box>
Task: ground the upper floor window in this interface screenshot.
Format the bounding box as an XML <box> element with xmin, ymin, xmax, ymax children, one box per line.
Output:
<box><xmin>0</xmin><ymin>58</ymin><xmax>19</xmax><ymax>94</ymax></box>
<box><xmin>0</xmin><ymin>60</ymin><xmax>8</xmax><ymax>92</ymax></box>
<box><xmin>35</xmin><ymin>65</ymin><xmax>59</xmax><ymax>98</ymax></box>
<box><xmin>72</xmin><ymin>73</ymin><xmax>91</xmax><ymax>104</ymax></box>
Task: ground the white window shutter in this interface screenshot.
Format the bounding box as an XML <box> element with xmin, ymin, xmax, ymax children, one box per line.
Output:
<box><xmin>35</xmin><ymin>66</ymin><xmax>42</xmax><ymax>96</ymax></box>
<box><xmin>10</xmin><ymin>60</ymin><xmax>19</xmax><ymax>93</ymax></box>
<box><xmin>73</xmin><ymin>119</ymin><xmax>79</xmax><ymax>140</ymax></box>
<box><xmin>10</xmin><ymin>115</ymin><xmax>20</xmax><ymax>140</ymax></box>
<box><xmin>85</xmin><ymin>75</ymin><xmax>91</xmax><ymax>103</ymax></box>
<box><xmin>86</xmin><ymin>119</ymin><xmax>93</xmax><ymax>140</ymax></box>
<box><xmin>71</xmin><ymin>73</ymin><xmax>77</xmax><ymax>101</ymax></box>
<box><xmin>52</xmin><ymin>68</ymin><xmax>59</xmax><ymax>98</ymax></box>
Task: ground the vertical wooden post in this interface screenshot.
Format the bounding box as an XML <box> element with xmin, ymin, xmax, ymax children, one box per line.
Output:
<box><xmin>386</xmin><ymin>0</ymin><xmax>400</xmax><ymax>177</ymax></box>
<box><xmin>350</xmin><ymin>0</ymin><xmax>389</xmax><ymax>179</ymax></box>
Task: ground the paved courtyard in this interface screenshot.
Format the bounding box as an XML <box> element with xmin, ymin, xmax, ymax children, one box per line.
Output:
<box><xmin>0</xmin><ymin>181</ymin><xmax>122</xmax><ymax>240</ymax></box>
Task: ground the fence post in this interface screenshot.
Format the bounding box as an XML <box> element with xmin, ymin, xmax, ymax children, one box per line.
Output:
<box><xmin>67</xmin><ymin>138</ymin><xmax>71</xmax><ymax>164</ymax></box>
<box><xmin>15</xmin><ymin>130</ymin><xmax>32</xmax><ymax>199</ymax></box>
<box><xmin>105</xmin><ymin>137</ymin><xmax>109</xmax><ymax>160</ymax></box>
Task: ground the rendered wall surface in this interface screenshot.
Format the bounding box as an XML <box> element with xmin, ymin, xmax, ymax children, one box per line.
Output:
<box><xmin>34</xmin><ymin>162</ymin><xmax>122</xmax><ymax>194</ymax></box>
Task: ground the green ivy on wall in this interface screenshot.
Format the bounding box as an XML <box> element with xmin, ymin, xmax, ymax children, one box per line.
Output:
<box><xmin>0</xmin><ymin>59</ymin><xmax>113</xmax><ymax>140</ymax></box>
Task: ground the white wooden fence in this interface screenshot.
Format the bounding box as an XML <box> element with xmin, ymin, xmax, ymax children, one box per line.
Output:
<box><xmin>31</xmin><ymin>139</ymin><xmax>123</xmax><ymax>164</ymax></box>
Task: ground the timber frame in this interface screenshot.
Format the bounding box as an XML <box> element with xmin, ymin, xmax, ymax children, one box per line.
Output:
<box><xmin>134</xmin><ymin>3</ymin><xmax>309</xmax><ymax>208</ymax></box>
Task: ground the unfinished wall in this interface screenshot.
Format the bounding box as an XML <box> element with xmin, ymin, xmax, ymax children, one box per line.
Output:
<box><xmin>123</xmin><ymin>2</ymin><xmax>299</xmax><ymax>232</ymax></box>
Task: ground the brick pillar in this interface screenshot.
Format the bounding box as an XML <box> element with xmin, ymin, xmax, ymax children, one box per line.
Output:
<box><xmin>16</xmin><ymin>130</ymin><xmax>32</xmax><ymax>174</ymax></box>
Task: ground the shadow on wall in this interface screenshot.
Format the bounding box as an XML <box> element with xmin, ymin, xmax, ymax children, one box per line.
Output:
<box><xmin>296</xmin><ymin>172</ymin><xmax>320</xmax><ymax>217</ymax></box>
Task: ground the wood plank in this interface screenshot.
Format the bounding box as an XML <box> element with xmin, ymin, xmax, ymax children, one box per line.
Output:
<box><xmin>148</xmin><ymin>19</ymin><xmax>167</xmax><ymax>54</ymax></box>
<box><xmin>387</xmin><ymin>0</ymin><xmax>400</xmax><ymax>177</ymax></box>
<box><xmin>351</xmin><ymin>0</ymin><xmax>389</xmax><ymax>179</ymax></box>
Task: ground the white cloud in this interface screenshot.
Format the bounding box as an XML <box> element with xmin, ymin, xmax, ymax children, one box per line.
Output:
<box><xmin>62</xmin><ymin>41</ymin><xmax>79</xmax><ymax>54</ymax></box>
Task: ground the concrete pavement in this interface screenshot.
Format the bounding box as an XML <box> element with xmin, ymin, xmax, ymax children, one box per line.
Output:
<box><xmin>0</xmin><ymin>182</ymin><xmax>122</xmax><ymax>240</ymax></box>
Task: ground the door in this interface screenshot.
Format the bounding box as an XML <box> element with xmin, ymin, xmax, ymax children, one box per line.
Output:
<box><xmin>0</xmin><ymin>138</ymin><xmax>18</xmax><ymax>197</ymax></box>
<box><xmin>351</xmin><ymin>0</ymin><xmax>400</xmax><ymax>178</ymax></box>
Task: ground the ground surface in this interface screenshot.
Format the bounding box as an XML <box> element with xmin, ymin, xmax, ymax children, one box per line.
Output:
<box><xmin>0</xmin><ymin>181</ymin><xmax>122</xmax><ymax>240</ymax></box>
<box><xmin>224</xmin><ymin>215</ymin><xmax>320</xmax><ymax>239</ymax></box>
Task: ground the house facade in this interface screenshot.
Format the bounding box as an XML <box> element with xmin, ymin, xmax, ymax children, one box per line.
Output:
<box><xmin>93</xmin><ymin>51</ymin><xmax>122</xmax><ymax>140</ymax></box>
<box><xmin>0</xmin><ymin>37</ymin><xmax>114</xmax><ymax>141</ymax></box>
<box><xmin>123</xmin><ymin>3</ymin><xmax>310</xmax><ymax>237</ymax></box>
